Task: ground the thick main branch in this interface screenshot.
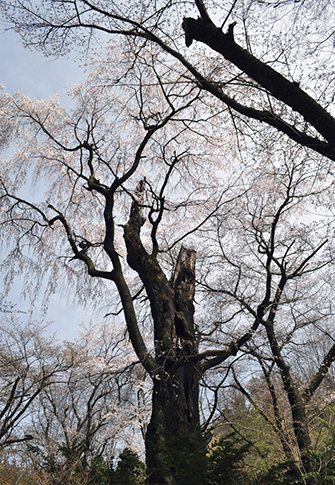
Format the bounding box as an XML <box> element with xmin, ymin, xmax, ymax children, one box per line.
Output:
<box><xmin>182</xmin><ymin>16</ymin><xmax>335</xmax><ymax>149</ymax></box>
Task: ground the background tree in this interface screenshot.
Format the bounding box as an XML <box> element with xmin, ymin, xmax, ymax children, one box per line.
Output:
<box><xmin>0</xmin><ymin>316</ymin><xmax>64</xmax><ymax>449</ymax></box>
<box><xmin>27</xmin><ymin>322</ymin><xmax>149</xmax><ymax>480</ymax></box>
<box><xmin>198</xmin><ymin>141</ymin><xmax>335</xmax><ymax>481</ymax></box>
<box><xmin>111</xmin><ymin>448</ymin><xmax>146</xmax><ymax>485</ymax></box>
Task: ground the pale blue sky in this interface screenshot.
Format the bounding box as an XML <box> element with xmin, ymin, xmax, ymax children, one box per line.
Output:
<box><xmin>1</xmin><ymin>29</ymin><xmax>84</xmax><ymax>100</ymax></box>
<box><xmin>0</xmin><ymin>29</ymin><xmax>99</xmax><ymax>339</ymax></box>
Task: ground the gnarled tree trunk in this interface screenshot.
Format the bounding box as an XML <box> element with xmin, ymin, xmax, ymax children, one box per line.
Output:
<box><xmin>145</xmin><ymin>248</ymin><xmax>202</xmax><ymax>484</ymax></box>
<box><xmin>124</xmin><ymin>195</ymin><xmax>203</xmax><ymax>484</ymax></box>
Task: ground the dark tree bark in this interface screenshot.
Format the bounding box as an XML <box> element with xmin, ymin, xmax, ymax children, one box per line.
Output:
<box><xmin>182</xmin><ymin>16</ymin><xmax>335</xmax><ymax>148</ymax></box>
<box><xmin>124</xmin><ymin>196</ymin><xmax>201</xmax><ymax>484</ymax></box>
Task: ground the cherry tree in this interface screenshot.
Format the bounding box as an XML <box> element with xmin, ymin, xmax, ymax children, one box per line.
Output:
<box><xmin>0</xmin><ymin>316</ymin><xmax>65</xmax><ymax>449</ymax></box>
<box><xmin>197</xmin><ymin>137</ymin><xmax>335</xmax><ymax>480</ymax></box>
<box><xmin>0</xmin><ymin>47</ymin><xmax>242</xmax><ymax>483</ymax></box>
<box><xmin>27</xmin><ymin>322</ymin><xmax>150</xmax><ymax>479</ymax></box>
<box><xmin>1</xmin><ymin>0</ymin><xmax>335</xmax><ymax>483</ymax></box>
<box><xmin>2</xmin><ymin>0</ymin><xmax>335</xmax><ymax>160</ymax></box>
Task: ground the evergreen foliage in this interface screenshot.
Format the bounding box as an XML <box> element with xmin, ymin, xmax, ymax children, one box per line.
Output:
<box><xmin>207</xmin><ymin>433</ymin><xmax>252</xmax><ymax>485</ymax></box>
<box><xmin>111</xmin><ymin>448</ymin><xmax>146</xmax><ymax>485</ymax></box>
